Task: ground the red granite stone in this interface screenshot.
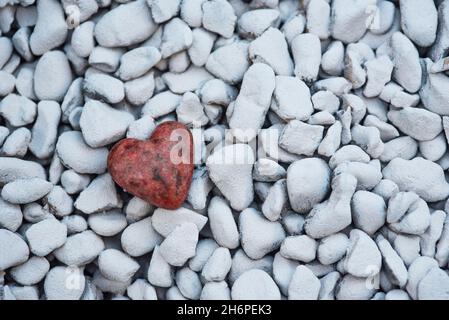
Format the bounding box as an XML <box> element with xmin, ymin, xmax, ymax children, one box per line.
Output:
<box><xmin>108</xmin><ymin>121</ymin><xmax>194</xmax><ymax>210</ymax></box>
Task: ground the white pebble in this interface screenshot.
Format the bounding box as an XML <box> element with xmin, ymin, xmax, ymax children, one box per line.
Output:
<box><xmin>239</xmin><ymin>208</ymin><xmax>285</xmax><ymax>259</ymax></box>
<box><xmin>159</xmin><ymin>222</ymin><xmax>199</xmax><ymax>267</ymax></box>
<box><xmin>98</xmin><ymin>249</ymin><xmax>139</xmax><ymax>283</ymax></box>
<box><xmin>0</xmin><ymin>229</ymin><xmax>29</xmax><ymax>271</ymax></box>
<box><xmin>202</xmin><ymin>247</ymin><xmax>232</xmax><ymax>282</ymax></box>
<box><xmin>25</xmin><ymin>218</ymin><xmax>67</xmax><ymax>257</ymax></box>
<box><xmin>121</xmin><ymin>217</ymin><xmax>162</xmax><ymax>257</ymax></box>
<box><xmin>231</xmin><ymin>269</ymin><xmax>280</xmax><ymax>300</ymax></box>
<box><xmin>288</xmin><ymin>265</ymin><xmax>321</xmax><ymax>300</ymax></box>
<box><xmin>88</xmin><ymin>210</ymin><xmax>127</xmax><ymax>237</ymax></box>
<box><xmin>74</xmin><ymin>173</ymin><xmax>121</xmax><ymax>214</ymax></box>
<box><xmin>44</xmin><ymin>266</ymin><xmax>85</xmax><ymax>300</ymax></box>
<box><xmin>1</xmin><ymin>178</ymin><xmax>52</xmax><ymax>204</ymax></box>
<box><xmin>53</xmin><ymin>230</ymin><xmax>104</xmax><ymax>266</ymax></box>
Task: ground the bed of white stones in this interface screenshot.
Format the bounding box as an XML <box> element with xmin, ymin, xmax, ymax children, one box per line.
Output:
<box><xmin>1</xmin><ymin>0</ymin><xmax>449</xmax><ymax>300</ymax></box>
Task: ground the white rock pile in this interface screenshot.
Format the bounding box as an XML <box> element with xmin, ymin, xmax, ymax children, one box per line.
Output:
<box><xmin>1</xmin><ymin>0</ymin><xmax>449</xmax><ymax>301</ymax></box>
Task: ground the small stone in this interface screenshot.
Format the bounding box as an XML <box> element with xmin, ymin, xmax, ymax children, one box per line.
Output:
<box><xmin>152</xmin><ymin>207</ymin><xmax>208</xmax><ymax>238</ymax></box>
<box><xmin>1</xmin><ymin>127</ymin><xmax>31</xmax><ymax>158</ymax></box>
<box><xmin>331</xmin><ymin>0</ymin><xmax>373</xmax><ymax>43</ymax></box>
<box><xmin>280</xmin><ymin>235</ymin><xmax>317</xmax><ymax>263</ymax></box>
<box><xmin>71</xmin><ymin>21</ymin><xmax>95</xmax><ymax>58</ymax></box>
<box><xmin>61</xmin><ymin>215</ymin><xmax>88</xmax><ymax>235</ymax></box>
<box><xmin>380</xmin><ymin>136</ymin><xmax>418</xmax><ymax>163</ymax></box>
<box><xmin>261</xmin><ymin>179</ymin><xmax>288</xmax><ymax>221</ymax></box>
<box><xmin>127</xmin><ymin>279</ymin><xmax>157</xmax><ymax>300</ymax></box>
<box><xmin>201</xmin><ymin>247</ymin><xmax>232</xmax><ymax>282</ymax></box>
<box><xmin>417</xmin><ymin>267</ymin><xmax>449</xmax><ymax>300</ymax></box>
<box><xmin>44</xmin><ymin>266</ymin><xmax>85</xmax><ymax>300</ymax></box>
<box><xmin>180</xmin><ymin>0</ymin><xmax>207</xmax><ymax>28</ymax></box>
<box><xmin>83</xmin><ymin>74</ymin><xmax>125</xmax><ymax>104</ymax></box>
<box><xmin>159</xmin><ymin>223</ymin><xmax>199</xmax><ymax>267</ymax></box>
<box><xmin>206</xmin><ymin>41</ymin><xmax>249</xmax><ymax>84</ymax></box>
<box><xmin>231</xmin><ymin>269</ymin><xmax>280</xmax><ymax>300</ymax></box>
<box><xmin>121</xmin><ymin>217</ymin><xmax>162</xmax><ymax>257</ymax></box>
<box><xmin>0</xmin><ymin>71</ymin><xmax>15</xmax><ymax>96</ymax></box>
<box><xmin>343</xmin><ymin>229</ymin><xmax>382</xmax><ymax>278</ymax></box>
<box><xmin>189</xmin><ymin>238</ymin><xmax>219</xmax><ymax>272</ymax></box>
<box><xmin>306</xmin><ymin>0</ymin><xmax>330</xmax><ymax>40</ymax></box>
<box><xmin>239</xmin><ymin>208</ymin><xmax>285</xmax><ymax>259</ymax></box>
<box><xmin>207</xmin><ymin>196</ymin><xmax>239</xmax><ymax>249</ymax></box>
<box><xmin>125</xmin><ymin>73</ymin><xmax>156</xmax><ymax>106</ymax></box>
<box><xmin>207</xmin><ymin>144</ymin><xmax>254</xmax><ymax>211</ymax></box>
<box><xmin>288</xmin><ymin>265</ymin><xmax>321</xmax><ymax>300</ymax></box>
<box><xmin>0</xmin><ymin>94</ymin><xmax>36</xmax><ymax>127</ymax></box>
<box><xmin>201</xmin><ymin>281</ymin><xmax>231</xmax><ymax>300</ymax></box>
<box><xmin>389</xmin><ymin>32</ymin><xmax>422</xmax><ymax>93</ymax></box>
<box><xmin>98</xmin><ymin>249</ymin><xmax>139</xmax><ymax>282</ymax></box>
<box><xmin>125</xmin><ymin>196</ymin><xmax>153</xmax><ymax>223</ymax></box>
<box><xmin>34</xmin><ymin>51</ymin><xmax>72</xmax><ymax>102</ymax></box>
<box><xmin>53</xmin><ymin>230</ymin><xmax>105</xmax><ymax>266</ymax></box>
<box><xmin>0</xmin><ymin>229</ymin><xmax>29</xmax><ymax>271</ymax></box>
<box><xmin>228</xmin><ymin>248</ymin><xmax>273</xmax><ymax>285</ymax></box>
<box><xmin>1</xmin><ymin>178</ymin><xmax>52</xmax><ymax>204</ymax></box>
<box><xmin>387</xmin><ymin>191</ymin><xmax>431</xmax><ymax>235</ymax></box>
<box><xmin>238</xmin><ymin>9</ymin><xmax>279</xmax><ymax>38</ymax></box>
<box><xmin>88</xmin><ymin>47</ymin><xmax>124</xmax><ymax>73</ymax></box>
<box><xmin>228</xmin><ymin>63</ymin><xmax>275</xmax><ymax>141</ymax></box>
<box><xmin>0</xmin><ymin>197</ymin><xmax>22</xmax><ymax>232</ymax></box>
<box><xmin>317</xmin><ymin>233</ymin><xmax>349</xmax><ymax>265</ymax></box>
<box><xmin>88</xmin><ymin>210</ymin><xmax>127</xmax><ymax>237</ymax></box>
<box><xmin>387</xmin><ymin>107</ymin><xmax>442</xmax><ymax>142</ymax></box>
<box><xmin>10</xmin><ymin>256</ymin><xmax>50</xmax><ymax>286</ymax></box>
<box><xmin>56</xmin><ymin>131</ymin><xmax>109</xmax><ymax>174</ymax></box>
<box><xmin>29</xmin><ymin>101</ymin><xmax>61</xmax><ymax>159</ymax></box>
<box><xmin>25</xmin><ymin>218</ymin><xmax>67</xmax><ymax>257</ymax></box>
<box><xmin>0</xmin><ymin>157</ymin><xmax>46</xmax><ymax>185</ymax></box>
<box><xmin>383</xmin><ymin>157</ymin><xmax>449</xmax><ymax>202</ymax></box>
<box><xmin>118</xmin><ymin>46</ymin><xmax>161</xmax><ymax>81</ymax></box>
<box><xmin>400</xmin><ymin>0</ymin><xmax>437</xmax><ymax>47</ymax></box>
<box><xmin>142</xmin><ymin>91</ymin><xmax>181</xmax><ymax>119</ymax></box>
<box><xmin>352</xmin><ymin>190</ymin><xmax>386</xmax><ymax>235</ymax></box>
<box><xmin>162</xmin><ymin>66</ymin><xmax>214</xmax><ymax>94</ymax></box>
<box><xmin>202</xmin><ymin>0</ymin><xmax>237</xmax><ymax>38</ymax></box>
<box><xmin>271</xmin><ymin>76</ymin><xmax>313</xmax><ymax>121</ymax></box>
<box><xmin>336</xmin><ymin>274</ymin><xmax>377</xmax><ymax>300</ymax></box>
<box><xmin>321</xmin><ymin>41</ymin><xmax>344</xmax><ymax>76</ymax></box>
<box><xmin>291</xmin><ymin>33</ymin><xmax>321</xmax><ymax>82</ymax></box>
<box><xmin>176</xmin><ymin>267</ymin><xmax>202</xmax><ymax>300</ymax></box>
<box><xmin>147</xmin><ymin>245</ymin><xmax>173</xmax><ymax>288</ymax></box>
<box><xmin>188</xmin><ymin>28</ymin><xmax>216</xmax><ymax>67</ymax></box>
<box><xmin>161</xmin><ymin>18</ymin><xmax>192</xmax><ymax>59</ymax></box>
<box><xmin>60</xmin><ymin>170</ymin><xmax>91</xmax><ymax>195</ymax></box>
<box><xmin>287</xmin><ymin>158</ymin><xmax>331</xmax><ymax>214</ymax></box>
<box><xmin>305</xmin><ymin>174</ymin><xmax>357</xmax><ymax>239</ymax></box>
<box><xmin>249</xmin><ymin>27</ymin><xmax>293</xmax><ymax>76</ymax></box>
<box><xmin>45</xmin><ymin>186</ymin><xmax>74</xmax><ymax>217</ymax></box>
<box><xmin>94</xmin><ymin>0</ymin><xmax>157</xmax><ymax>47</ymax></box>
<box><xmin>29</xmin><ymin>0</ymin><xmax>67</xmax><ymax>56</ymax></box>
<box><xmin>376</xmin><ymin>235</ymin><xmax>408</xmax><ymax>287</ymax></box>
<box><xmin>148</xmin><ymin>0</ymin><xmax>181</xmax><ymax>23</ymax></box>
<box><xmin>74</xmin><ymin>173</ymin><xmax>122</xmax><ymax>214</ymax></box>
<box><xmin>80</xmin><ymin>100</ymin><xmax>133</xmax><ymax>148</ymax></box>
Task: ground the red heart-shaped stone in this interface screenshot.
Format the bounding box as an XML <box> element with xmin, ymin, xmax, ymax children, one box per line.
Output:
<box><xmin>108</xmin><ymin>121</ymin><xmax>194</xmax><ymax>210</ymax></box>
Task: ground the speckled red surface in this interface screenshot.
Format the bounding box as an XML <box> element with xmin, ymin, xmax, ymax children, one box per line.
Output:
<box><xmin>108</xmin><ymin>121</ymin><xmax>194</xmax><ymax>210</ymax></box>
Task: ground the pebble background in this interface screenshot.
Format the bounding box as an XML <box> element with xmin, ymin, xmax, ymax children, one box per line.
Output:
<box><xmin>1</xmin><ymin>0</ymin><xmax>449</xmax><ymax>300</ymax></box>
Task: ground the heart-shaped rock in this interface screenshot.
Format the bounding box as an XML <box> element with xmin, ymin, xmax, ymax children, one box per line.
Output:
<box><xmin>108</xmin><ymin>121</ymin><xmax>194</xmax><ymax>210</ymax></box>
